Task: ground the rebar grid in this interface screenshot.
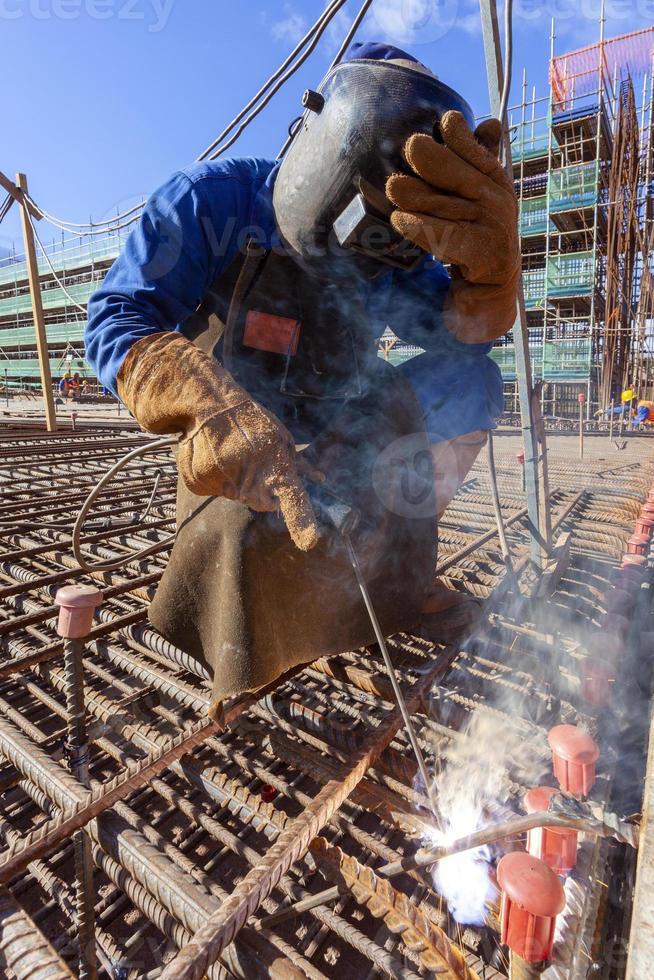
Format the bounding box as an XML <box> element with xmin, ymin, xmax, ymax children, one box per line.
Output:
<box><xmin>0</xmin><ymin>426</ymin><xmax>651</xmax><ymax>978</ymax></box>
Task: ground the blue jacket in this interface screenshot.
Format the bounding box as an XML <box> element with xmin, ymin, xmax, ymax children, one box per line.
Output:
<box><xmin>86</xmin><ymin>158</ymin><xmax>503</xmax><ymax>442</ymax></box>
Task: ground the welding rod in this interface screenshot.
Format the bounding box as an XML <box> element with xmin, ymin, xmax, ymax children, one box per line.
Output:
<box><xmin>343</xmin><ymin>534</ymin><xmax>438</xmax><ymax>823</ymax></box>
<box><xmin>307</xmin><ymin>484</ymin><xmax>439</xmax><ymax>825</ymax></box>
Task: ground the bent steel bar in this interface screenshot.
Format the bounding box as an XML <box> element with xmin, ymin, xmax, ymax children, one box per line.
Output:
<box><xmin>157</xmin><ymin>652</ymin><xmax>454</xmax><ymax>980</ymax></box>
<box><xmin>0</xmin><ymin>714</ymin><xmax>219</xmax><ymax>884</ymax></box>
<box><xmin>0</xmin><ymin>886</ymin><xmax>75</xmax><ymax>980</ymax></box>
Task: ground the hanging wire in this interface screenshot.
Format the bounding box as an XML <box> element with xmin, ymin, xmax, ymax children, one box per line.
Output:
<box><xmin>24</xmin><ymin>197</ymin><xmax>144</xmax><ymax>232</ymax></box>
<box><xmin>197</xmin><ymin>0</ymin><xmax>348</xmax><ymax>161</ymax></box>
<box><xmin>203</xmin><ymin>0</ymin><xmax>351</xmax><ymax>162</ymax></box>
<box><xmin>0</xmin><ymin>194</ymin><xmax>13</xmax><ymax>227</ymax></box>
<box><xmin>277</xmin><ymin>0</ymin><xmax>375</xmax><ymax>158</ymax></box>
<box><xmin>499</xmin><ymin>0</ymin><xmax>514</xmax><ymax>129</ymax></box>
<box><xmin>328</xmin><ymin>0</ymin><xmax>375</xmax><ymax>70</ymax></box>
<box><xmin>28</xmin><ymin>210</ymin><xmax>87</xmax><ymax>314</ymax></box>
<box><xmin>22</xmin><ymin>195</ymin><xmax>143</xmax><ymax>238</ymax></box>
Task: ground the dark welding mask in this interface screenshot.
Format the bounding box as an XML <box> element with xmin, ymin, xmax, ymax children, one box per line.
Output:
<box><xmin>273</xmin><ymin>45</ymin><xmax>475</xmax><ymax>273</ymax></box>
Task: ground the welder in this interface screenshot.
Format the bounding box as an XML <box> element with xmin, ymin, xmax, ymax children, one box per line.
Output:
<box><xmin>85</xmin><ymin>42</ymin><xmax>519</xmax><ymax>718</ymax></box>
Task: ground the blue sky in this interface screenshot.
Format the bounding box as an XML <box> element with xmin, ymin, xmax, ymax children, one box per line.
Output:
<box><xmin>1</xmin><ymin>0</ymin><xmax>651</xmax><ymax>252</ymax></box>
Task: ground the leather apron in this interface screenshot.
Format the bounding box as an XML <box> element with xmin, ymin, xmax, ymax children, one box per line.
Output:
<box><xmin>148</xmin><ymin>247</ymin><xmax>438</xmax><ymax>717</ymax></box>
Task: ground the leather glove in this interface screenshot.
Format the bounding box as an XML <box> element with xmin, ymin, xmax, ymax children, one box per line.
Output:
<box><xmin>117</xmin><ymin>332</ymin><xmax>321</xmax><ymax>551</ymax></box>
<box><xmin>386</xmin><ymin>111</ymin><xmax>520</xmax><ymax>343</ymax></box>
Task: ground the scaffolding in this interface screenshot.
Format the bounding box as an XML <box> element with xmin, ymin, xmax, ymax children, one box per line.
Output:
<box><xmin>2</xmin><ymin>25</ymin><xmax>654</xmax><ymax>418</ymax></box>
<box><xmin>494</xmin><ymin>24</ymin><xmax>654</xmax><ymax>418</ymax></box>
<box><xmin>0</xmin><ymin>230</ymin><xmax>127</xmax><ymax>392</ymax></box>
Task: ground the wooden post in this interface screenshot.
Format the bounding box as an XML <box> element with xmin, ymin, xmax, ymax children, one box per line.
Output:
<box><xmin>16</xmin><ymin>173</ymin><xmax>57</xmax><ymax>432</ymax></box>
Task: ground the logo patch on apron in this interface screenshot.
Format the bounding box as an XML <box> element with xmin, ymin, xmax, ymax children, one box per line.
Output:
<box><xmin>243</xmin><ymin>310</ymin><xmax>301</xmax><ymax>355</ymax></box>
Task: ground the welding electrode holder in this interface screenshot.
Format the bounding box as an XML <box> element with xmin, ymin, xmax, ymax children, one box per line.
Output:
<box><xmin>306</xmin><ymin>482</ymin><xmax>361</xmax><ymax>537</ymax></box>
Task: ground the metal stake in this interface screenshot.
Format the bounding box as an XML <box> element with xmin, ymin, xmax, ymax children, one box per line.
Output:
<box><xmin>479</xmin><ymin>0</ymin><xmax>545</xmax><ymax>567</ymax></box>
<box><xmin>55</xmin><ymin>585</ymin><xmax>102</xmax><ymax>980</ymax></box>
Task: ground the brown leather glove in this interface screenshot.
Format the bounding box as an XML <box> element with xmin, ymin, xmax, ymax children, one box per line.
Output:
<box><xmin>117</xmin><ymin>332</ymin><xmax>321</xmax><ymax>551</ymax></box>
<box><xmin>386</xmin><ymin>111</ymin><xmax>519</xmax><ymax>343</ymax></box>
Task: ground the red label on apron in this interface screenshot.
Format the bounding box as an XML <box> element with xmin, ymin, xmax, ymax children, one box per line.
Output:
<box><xmin>243</xmin><ymin>310</ymin><xmax>301</xmax><ymax>355</ymax></box>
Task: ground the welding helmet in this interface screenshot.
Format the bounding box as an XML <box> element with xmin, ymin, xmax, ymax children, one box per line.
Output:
<box><xmin>273</xmin><ymin>42</ymin><xmax>475</xmax><ymax>272</ymax></box>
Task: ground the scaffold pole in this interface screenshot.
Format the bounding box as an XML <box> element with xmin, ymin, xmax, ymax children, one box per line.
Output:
<box><xmin>479</xmin><ymin>0</ymin><xmax>545</xmax><ymax>566</ymax></box>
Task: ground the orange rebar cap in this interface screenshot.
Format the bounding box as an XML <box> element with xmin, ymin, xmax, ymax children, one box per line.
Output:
<box><xmin>524</xmin><ymin>786</ymin><xmax>578</xmax><ymax>875</ymax></box>
<box><xmin>548</xmin><ymin>724</ymin><xmax>599</xmax><ymax>797</ymax></box>
<box><xmin>627</xmin><ymin>533</ymin><xmax>650</xmax><ymax>556</ymax></box>
<box><xmin>497</xmin><ymin>851</ymin><xmax>565</xmax><ymax>963</ymax></box>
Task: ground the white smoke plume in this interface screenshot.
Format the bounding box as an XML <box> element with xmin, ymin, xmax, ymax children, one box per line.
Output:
<box><xmin>424</xmin><ymin>701</ymin><xmax>551</xmax><ymax>924</ymax></box>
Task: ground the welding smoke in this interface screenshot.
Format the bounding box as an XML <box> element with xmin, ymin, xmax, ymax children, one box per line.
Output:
<box><xmin>425</xmin><ymin>705</ymin><xmax>550</xmax><ymax>924</ymax></box>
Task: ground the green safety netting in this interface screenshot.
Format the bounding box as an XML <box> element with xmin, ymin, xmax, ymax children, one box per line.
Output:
<box><xmin>0</xmin><ymin>356</ymin><xmax>90</xmax><ymax>378</ymax></box>
<box><xmin>547</xmin><ymin>251</ymin><xmax>594</xmax><ymax>297</ymax></box>
<box><xmin>0</xmin><ymin>237</ymin><xmax>121</xmax><ymax>289</ymax></box>
<box><xmin>512</xmin><ymin>135</ymin><xmax>549</xmax><ymax>161</ymax></box>
<box><xmin>491</xmin><ymin>340</ymin><xmax>592</xmax><ymax>382</ymax></box>
<box><xmin>542</xmin><ymin>338</ymin><xmax>592</xmax><ymax>379</ymax></box>
<box><xmin>0</xmin><ymin>320</ymin><xmax>86</xmax><ymax>348</ymax></box>
<box><xmin>548</xmin><ymin>162</ymin><xmax>599</xmax><ymax>212</ymax></box>
<box><xmin>489</xmin><ymin>344</ymin><xmax>543</xmax><ymax>380</ymax></box>
<box><xmin>0</xmin><ymin>280</ymin><xmax>97</xmax><ymax>318</ymax></box>
<box><xmin>522</xmin><ymin>269</ymin><xmax>546</xmax><ymax>308</ymax></box>
<box><xmin>519</xmin><ymin>195</ymin><xmax>552</xmax><ymax>237</ymax></box>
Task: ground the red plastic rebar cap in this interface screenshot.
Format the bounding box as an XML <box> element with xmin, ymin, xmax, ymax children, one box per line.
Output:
<box><xmin>580</xmin><ymin>656</ymin><xmax>614</xmax><ymax>707</ymax></box>
<box><xmin>55</xmin><ymin>585</ymin><xmax>103</xmax><ymax>609</ymax></box>
<box><xmin>516</xmin><ymin>450</ymin><xmax>525</xmax><ymax>465</ymax></box>
<box><xmin>55</xmin><ymin>584</ymin><xmax>102</xmax><ymax>639</ymax></box>
<box><xmin>497</xmin><ymin>852</ymin><xmax>565</xmax><ymax>962</ymax></box>
<box><xmin>548</xmin><ymin>724</ymin><xmax>599</xmax><ymax>796</ymax></box>
<box><xmin>497</xmin><ymin>851</ymin><xmax>566</xmax><ymax>917</ymax></box>
<box><xmin>260</xmin><ymin>784</ymin><xmax>277</xmax><ymax>803</ymax></box>
<box><xmin>627</xmin><ymin>533</ymin><xmax>650</xmax><ymax>556</ymax></box>
<box><xmin>524</xmin><ymin>786</ymin><xmax>578</xmax><ymax>874</ymax></box>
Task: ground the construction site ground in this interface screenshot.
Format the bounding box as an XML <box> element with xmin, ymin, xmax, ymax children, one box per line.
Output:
<box><xmin>0</xmin><ymin>423</ymin><xmax>652</xmax><ymax>979</ymax></box>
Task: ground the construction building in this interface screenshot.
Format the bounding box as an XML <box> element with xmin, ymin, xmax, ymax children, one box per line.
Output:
<box><xmin>1</xmin><ymin>28</ymin><xmax>653</xmax><ymax>413</ymax></box>
<box><xmin>0</xmin><ymin>228</ymin><xmax>129</xmax><ymax>393</ymax></box>
<box><xmin>494</xmin><ymin>25</ymin><xmax>654</xmax><ymax>419</ymax></box>
<box><xmin>2</xmin><ymin>10</ymin><xmax>654</xmax><ymax>979</ymax></box>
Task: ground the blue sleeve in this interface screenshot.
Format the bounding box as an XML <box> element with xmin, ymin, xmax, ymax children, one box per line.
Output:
<box><xmin>379</xmin><ymin>258</ymin><xmax>504</xmax><ymax>442</ymax></box>
<box><xmin>85</xmin><ymin>162</ymin><xmax>267</xmax><ymax>396</ymax></box>
<box><xmin>385</xmin><ymin>257</ymin><xmax>492</xmax><ymax>357</ymax></box>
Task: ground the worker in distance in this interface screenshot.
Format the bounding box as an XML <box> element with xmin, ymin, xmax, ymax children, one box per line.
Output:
<box><xmin>86</xmin><ymin>42</ymin><xmax>520</xmax><ymax>719</ymax></box>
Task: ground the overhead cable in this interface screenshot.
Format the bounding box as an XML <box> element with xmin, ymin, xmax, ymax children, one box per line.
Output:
<box><xmin>17</xmin><ymin>0</ymin><xmax>366</xmax><ymax>237</ymax></box>
<box><xmin>28</xmin><ymin>210</ymin><xmax>88</xmax><ymax>315</ymax></box>
<box><xmin>197</xmin><ymin>0</ymin><xmax>348</xmax><ymax>161</ymax></box>
<box><xmin>205</xmin><ymin>0</ymin><xmax>351</xmax><ymax>161</ymax></box>
<box><xmin>328</xmin><ymin>0</ymin><xmax>375</xmax><ymax>69</ymax></box>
